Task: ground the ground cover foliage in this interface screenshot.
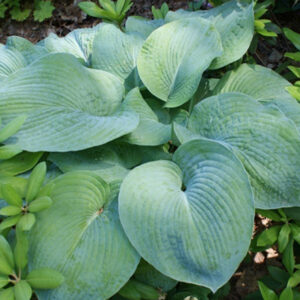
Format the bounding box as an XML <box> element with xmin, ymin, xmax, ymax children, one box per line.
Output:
<box><xmin>0</xmin><ymin>0</ymin><xmax>300</xmax><ymax>299</ymax></box>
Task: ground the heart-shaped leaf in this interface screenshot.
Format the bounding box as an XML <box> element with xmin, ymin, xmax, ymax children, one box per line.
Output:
<box><xmin>29</xmin><ymin>171</ymin><xmax>140</xmax><ymax>300</ymax></box>
<box><xmin>119</xmin><ymin>139</ymin><xmax>254</xmax><ymax>291</ymax></box>
<box><xmin>188</xmin><ymin>93</ymin><xmax>300</xmax><ymax>209</ymax></box>
<box><xmin>0</xmin><ymin>53</ymin><xmax>139</xmax><ymax>152</ymax></box>
<box><xmin>92</xmin><ymin>24</ymin><xmax>144</xmax><ymax>83</ymax></box>
<box><xmin>166</xmin><ymin>0</ymin><xmax>254</xmax><ymax>69</ymax></box>
<box><xmin>137</xmin><ymin>17</ymin><xmax>222</xmax><ymax>107</ymax></box>
<box><xmin>211</xmin><ymin>63</ymin><xmax>300</xmax><ymax>131</ymax></box>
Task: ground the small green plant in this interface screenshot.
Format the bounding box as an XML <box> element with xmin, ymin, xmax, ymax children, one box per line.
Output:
<box><xmin>0</xmin><ymin>0</ymin><xmax>55</xmax><ymax>22</ymax></box>
<box><xmin>0</xmin><ymin>162</ymin><xmax>52</xmax><ymax>232</ymax></box>
<box><xmin>283</xmin><ymin>27</ymin><xmax>300</xmax><ymax>100</ymax></box>
<box><xmin>254</xmin><ymin>0</ymin><xmax>280</xmax><ymax>37</ymax></box>
<box><xmin>79</xmin><ymin>0</ymin><xmax>133</xmax><ymax>28</ymax></box>
<box><xmin>0</xmin><ymin>232</ymin><xmax>64</xmax><ymax>299</ymax></box>
<box><xmin>249</xmin><ymin>208</ymin><xmax>300</xmax><ymax>299</ymax></box>
<box><xmin>151</xmin><ymin>2</ymin><xmax>169</xmax><ymax>20</ymax></box>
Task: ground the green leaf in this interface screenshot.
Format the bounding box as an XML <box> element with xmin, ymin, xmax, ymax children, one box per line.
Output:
<box><xmin>283</xmin><ymin>27</ymin><xmax>300</xmax><ymax>50</ymax></box>
<box><xmin>0</xmin><ymin>206</ymin><xmax>22</xmax><ymax>216</ymax></box>
<box><xmin>278</xmin><ymin>224</ymin><xmax>291</xmax><ymax>253</ymax></box>
<box><xmin>0</xmin><ymin>115</ymin><xmax>27</xmax><ymax>143</ymax></box>
<box><xmin>41</xmin><ymin>25</ymin><xmax>102</xmax><ymax>63</ymax></box>
<box><xmin>0</xmin><ymin>235</ymin><xmax>15</xmax><ymax>276</ymax></box>
<box><xmin>134</xmin><ymin>259</ymin><xmax>177</xmax><ymax>292</ymax></box>
<box><xmin>0</xmin><ymin>47</ymin><xmax>27</xmax><ymax>81</ymax></box>
<box><xmin>0</xmin><ymin>275</ymin><xmax>9</xmax><ymax>288</ymax></box>
<box><xmin>10</xmin><ymin>7</ymin><xmax>31</xmax><ymax>22</ymax></box>
<box><xmin>287</xmin><ymin>85</ymin><xmax>300</xmax><ymax>101</ymax></box>
<box><xmin>0</xmin><ymin>4</ymin><xmax>8</xmax><ymax>19</ymax></box>
<box><xmin>92</xmin><ymin>24</ymin><xmax>144</xmax><ymax>81</ymax></box>
<box><xmin>258</xmin><ymin>281</ymin><xmax>278</xmax><ymax>300</ymax></box>
<box><xmin>267</xmin><ymin>266</ymin><xmax>289</xmax><ymax>284</ymax></box>
<box><xmin>33</xmin><ymin>0</ymin><xmax>55</xmax><ymax>22</ymax></box>
<box><xmin>290</xmin><ymin>223</ymin><xmax>300</xmax><ymax>244</ymax></box>
<box><xmin>131</xmin><ymin>280</ymin><xmax>159</xmax><ymax>300</ymax></box>
<box><xmin>0</xmin><ymin>215</ymin><xmax>21</xmax><ymax>232</ymax></box>
<box><xmin>125</xmin><ymin>17</ymin><xmax>164</xmax><ymax>39</ymax></box>
<box><xmin>17</xmin><ymin>214</ymin><xmax>36</xmax><ymax>231</ymax></box>
<box><xmin>0</xmin><ymin>287</ymin><xmax>14</xmax><ymax>300</ymax></box>
<box><xmin>0</xmin><ymin>53</ymin><xmax>139</xmax><ymax>152</ymax></box>
<box><xmin>14</xmin><ymin>280</ymin><xmax>32</xmax><ymax>300</ymax></box>
<box><xmin>116</xmin><ymin>0</ymin><xmax>125</xmax><ymax>14</ymax></box>
<box><xmin>256</xmin><ymin>209</ymin><xmax>282</xmax><ymax>222</ymax></box>
<box><xmin>26</xmin><ymin>268</ymin><xmax>64</xmax><ymax>289</ymax></box>
<box><xmin>283</xmin><ymin>239</ymin><xmax>295</xmax><ymax>275</ymax></box>
<box><xmin>5</xmin><ymin>36</ymin><xmax>47</xmax><ymax>63</ymax></box>
<box><xmin>211</xmin><ymin>63</ymin><xmax>300</xmax><ymax>131</ymax></box>
<box><xmin>288</xmin><ymin>270</ymin><xmax>300</xmax><ymax>288</ymax></box>
<box><xmin>137</xmin><ymin>18</ymin><xmax>222</xmax><ymax>108</ymax></box>
<box><xmin>0</xmin><ymin>145</ymin><xmax>22</xmax><ymax>160</ymax></box>
<box><xmin>256</xmin><ymin>226</ymin><xmax>281</xmax><ymax>247</ymax></box>
<box><xmin>119</xmin><ymin>280</ymin><xmax>141</xmax><ymax>300</ymax></box>
<box><xmin>119</xmin><ymin>139</ymin><xmax>254</xmax><ymax>291</ymax></box>
<box><xmin>14</xmin><ymin>228</ymin><xmax>29</xmax><ymax>272</ymax></box>
<box><xmin>99</xmin><ymin>0</ymin><xmax>116</xmax><ymax>14</ymax></box>
<box><xmin>288</xmin><ymin>66</ymin><xmax>300</xmax><ymax>78</ymax></box>
<box><xmin>48</xmin><ymin>142</ymin><xmax>144</xmax><ymax>183</ymax></box>
<box><xmin>152</xmin><ymin>7</ymin><xmax>163</xmax><ymax>19</ymax></box>
<box><xmin>122</xmin><ymin>88</ymin><xmax>172</xmax><ymax>145</ymax></box>
<box><xmin>279</xmin><ymin>287</ymin><xmax>293</xmax><ymax>300</ymax></box>
<box><xmin>25</xmin><ymin>162</ymin><xmax>46</xmax><ymax>203</ymax></box>
<box><xmin>0</xmin><ymin>176</ymin><xmax>27</xmax><ymax>200</ymax></box>
<box><xmin>28</xmin><ymin>171</ymin><xmax>140</xmax><ymax>299</ymax></box>
<box><xmin>78</xmin><ymin>1</ymin><xmax>104</xmax><ymax>18</ymax></box>
<box><xmin>188</xmin><ymin>93</ymin><xmax>300</xmax><ymax>209</ymax></box>
<box><xmin>285</xmin><ymin>52</ymin><xmax>300</xmax><ymax>62</ymax></box>
<box><xmin>0</xmin><ymin>152</ymin><xmax>43</xmax><ymax>176</ymax></box>
<box><xmin>166</xmin><ymin>0</ymin><xmax>254</xmax><ymax>69</ymax></box>
<box><xmin>1</xmin><ymin>185</ymin><xmax>22</xmax><ymax>207</ymax></box>
<box><xmin>285</xmin><ymin>208</ymin><xmax>300</xmax><ymax>221</ymax></box>
<box><xmin>28</xmin><ymin>196</ymin><xmax>52</xmax><ymax>213</ymax></box>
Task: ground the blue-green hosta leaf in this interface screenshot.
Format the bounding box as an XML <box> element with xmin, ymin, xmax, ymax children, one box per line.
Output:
<box><xmin>5</xmin><ymin>36</ymin><xmax>48</xmax><ymax>63</ymax></box>
<box><xmin>122</xmin><ymin>88</ymin><xmax>172</xmax><ymax>145</ymax></box>
<box><xmin>119</xmin><ymin>139</ymin><xmax>254</xmax><ymax>291</ymax></box>
<box><xmin>48</xmin><ymin>143</ymin><xmax>141</xmax><ymax>183</ymax></box>
<box><xmin>211</xmin><ymin>63</ymin><xmax>300</xmax><ymax>130</ymax></box>
<box><xmin>39</xmin><ymin>24</ymin><xmax>102</xmax><ymax>65</ymax></box>
<box><xmin>166</xmin><ymin>0</ymin><xmax>254</xmax><ymax>69</ymax></box>
<box><xmin>137</xmin><ymin>17</ymin><xmax>222</xmax><ymax>108</ymax></box>
<box><xmin>0</xmin><ymin>47</ymin><xmax>27</xmax><ymax>81</ymax></box>
<box><xmin>0</xmin><ymin>38</ymin><xmax>47</xmax><ymax>81</ymax></box>
<box><xmin>125</xmin><ymin>16</ymin><xmax>165</xmax><ymax>38</ymax></box>
<box><xmin>29</xmin><ymin>171</ymin><xmax>140</xmax><ymax>300</ymax></box>
<box><xmin>49</xmin><ymin>142</ymin><xmax>171</xmax><ymax>183</ymax></box>
<box><xmin>0</xmin><ymin>53</ymin><xmax>139</xmax><ymax>152</ymax></box>
<box><xmin>92</xmin><ymin>24</ymin><xmax>144</xmax><ymax>84</ymax></box>
<box><xmin>188</xmin><ymin>93</ymin><xmax>300</xmax><ymax>209</ymax></box>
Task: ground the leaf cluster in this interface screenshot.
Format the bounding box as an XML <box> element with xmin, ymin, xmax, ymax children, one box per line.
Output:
<box><xmin>0</xmin><ymin>0</ymin><xmax>300</xmax><ymax>299</ymax></box>
<box><xmin>0</xmin><ymin>0</ymin><xmax>55</xmax><ymax>22</ymax></box>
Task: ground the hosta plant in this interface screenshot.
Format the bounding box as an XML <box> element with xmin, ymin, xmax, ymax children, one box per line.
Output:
<box><xmin>0</xmin><ymin>0</ymin><xmax>300</xmax><ymax>299</ymax></box>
